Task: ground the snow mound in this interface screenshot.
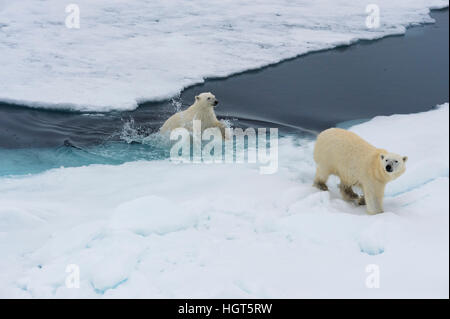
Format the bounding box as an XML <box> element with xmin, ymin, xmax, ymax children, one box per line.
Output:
<box><xmin>110</xmin><ymin>196</ymin><xmax>200</xmax><ymax>236</ymax></box>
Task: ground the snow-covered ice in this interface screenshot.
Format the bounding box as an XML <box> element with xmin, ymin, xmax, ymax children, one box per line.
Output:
<box><xmin>0</xmin><ymin>0</ymin><xmax>448</xmax><ymax>111</ymax></box>
<box><xmin>0</xmin><ymin>104</ymin><xmax>448</xmax><ymax>298</ymax></box>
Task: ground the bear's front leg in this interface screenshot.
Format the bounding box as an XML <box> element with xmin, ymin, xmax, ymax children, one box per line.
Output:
<box><xmin>362</xmin><ymin>182</ymin><xmax>385</xmax><ymax>215</ymax></box>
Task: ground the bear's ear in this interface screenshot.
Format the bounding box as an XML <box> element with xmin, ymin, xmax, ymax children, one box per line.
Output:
<box><xmin>195</xmin><ymin>95</ymin><xmax>200</xmax><ymax>101</ymax></box>
<box><xmin>380</xmin><ymin>154</ymin><xmax>384</xmax><ymax>160</ymax></box>
<box><xmin>403</xmin><ymin>156</ymin><xmax>408</xmax><ymax>162</ymax></box>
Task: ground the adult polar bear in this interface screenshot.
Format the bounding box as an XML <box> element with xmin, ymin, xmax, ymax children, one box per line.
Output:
<box><xmin>160</xmin><ymin>92</ymin><xmax>226</xmax><ymax>137</ymax></box>
<box><xmin>313</xmin><ymin>128</ymin><xmax>407</xmax><ymax>215</ymax></box>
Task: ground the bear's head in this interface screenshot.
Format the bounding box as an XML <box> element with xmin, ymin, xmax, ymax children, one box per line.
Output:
<box><xmin>195</xmin><ymin>92</ymin><xmax>219</xmax><ymax>108</ymax></box>
<box><xmin>378</xmin><ymin>151</ymin><xmax>408</xmax><ymax>181</ymax></box>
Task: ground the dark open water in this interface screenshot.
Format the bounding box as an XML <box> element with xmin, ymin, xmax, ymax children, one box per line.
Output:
<box><xmin>0</xmin><ymin>9</ymin><xmax>448</xmax><ymax>175</ymax></box>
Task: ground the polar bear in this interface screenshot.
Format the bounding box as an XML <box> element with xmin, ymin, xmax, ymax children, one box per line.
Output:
<box><xmin>313</xmin><ymin>128</ymin><xmax>407</xmax><ymax>215</ymax></box>
<box><xmin>160</xmin><ymin>92</ymin><xmax>226</xmax><ymax>137</ymax></box>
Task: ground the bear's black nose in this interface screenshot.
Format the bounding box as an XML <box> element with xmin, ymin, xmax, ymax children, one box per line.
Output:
<box><xmin>386</xmin><ymin>165</ymin><xmax>393</xmax><ymax>172</ymax></box>
<box><xmin>214</xmin><ymin>100</ymin><xmax>219</xmax><ymax>106</ymax></box>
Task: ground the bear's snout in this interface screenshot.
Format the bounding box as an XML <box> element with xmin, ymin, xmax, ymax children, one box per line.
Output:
<box><xmin>386</xmin><ymin>164</ymin><xmax>393</xmax><ymax>173</ymax></box>
<box><xmin>214</xmin><ymin>100</ymin><xmax>219</xmax><ymax>106</ymax></box>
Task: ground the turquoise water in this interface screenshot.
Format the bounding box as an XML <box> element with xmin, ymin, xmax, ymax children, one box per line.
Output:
<box><xmin>0</xmin><ymin>138</ymin><xmax>170</xmax><ymax>177</ymax></box>
<box><xmin>0</xmin><ymin>128</ymin><xmax>297</xmax><ymax>177</ymax></box>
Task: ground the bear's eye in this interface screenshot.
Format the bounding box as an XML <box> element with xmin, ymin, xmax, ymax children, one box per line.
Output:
<box><xmin>395</xmin><ymin>160</ymin><xmax>398</xmax><ymax>163</ymax></box>
<box><xmin>207</xmin><ymin>97</ymin><xmax>211</xmax><ymax>100</ymax></box>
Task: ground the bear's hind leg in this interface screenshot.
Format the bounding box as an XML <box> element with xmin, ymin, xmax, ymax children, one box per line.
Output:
<box><xmin>313</xmin><ymin>166</ymin><xmax>329</xmax><ymax>191</ymax></box>
<box><xmin>358</xmin><ymin>196</ymin><xmax>366</xmax><ymax>206</ymax></box>
<box><xmin>339</xmin><ymin>184</ymin><xmax>359</xmax><ymax>202</ymax></box>
<box><xmin>355</xmin><ymin>183</ymin><xmax>366</xmax><ymax>205</ymax></box>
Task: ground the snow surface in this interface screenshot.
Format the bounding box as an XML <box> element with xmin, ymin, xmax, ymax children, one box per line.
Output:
<box><xmin>0</xmin><ymin>0</ymin><xmax>448</xmax><ymax>111</ymax></box>
<box><xmin>0</xmin><ymin>104</ymin><xmax>448</xmax><ymax>298</ymax></box>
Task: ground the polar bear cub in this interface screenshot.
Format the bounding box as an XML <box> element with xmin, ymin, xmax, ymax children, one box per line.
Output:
<box><xmin>160</xmin><ymin>92</ymin><xmax>226</xmax><ymax>137</ymax></box>
<box><xmin>313</xmin><ymin>128</ymin><xmax>407</xmax><ymax>215</ymax></box>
